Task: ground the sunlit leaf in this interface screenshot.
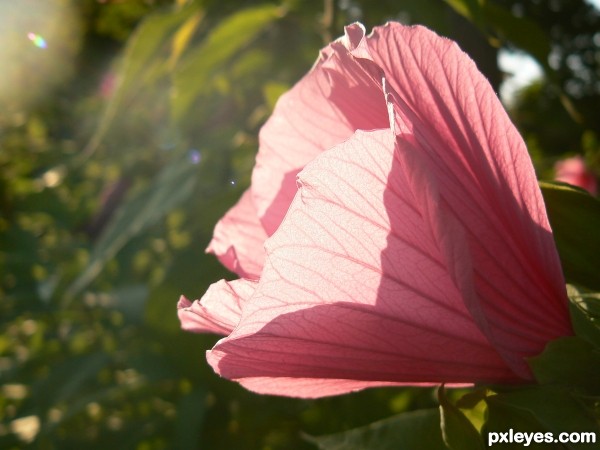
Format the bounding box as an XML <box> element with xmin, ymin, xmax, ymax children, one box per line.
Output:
<box><xmin>438</xmin><ymin>386</ymin><xmax>484</xmax><ymax>450</ymax></box>
<box><xmin>169</xmin><ymin>10</ymin><xmax>205</xmax><ymax>69</ymax></box>
<box><xmin>172</xmin><ymin>4</ymin><xmax>284</xmax><ymax>121</ymax></box>
<box><xmin>455</xmin><ymin>388</ymin><xmax>487</xmax><ymax>410</ymax></box>
<box><xmin>81</xmin><ymin>3</ymin><xmax>199</xmax><ymax>160</ymax></box>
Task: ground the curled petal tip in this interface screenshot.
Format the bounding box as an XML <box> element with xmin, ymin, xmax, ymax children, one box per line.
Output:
<box><xmin>177</xmin><ymin>295</ymin><xmax>192</xmax><ymax>309</ymax></box>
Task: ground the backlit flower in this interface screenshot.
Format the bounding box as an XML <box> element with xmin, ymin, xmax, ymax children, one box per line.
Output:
<box><xmin>554</xmin><ymin>155</ymin><xmax>597</xmax><ymax>195</ymax></box>
<box><xmin>178</xmin><ymin>23</ymin><xmax>572</xmax><ymax>398</ymax></box>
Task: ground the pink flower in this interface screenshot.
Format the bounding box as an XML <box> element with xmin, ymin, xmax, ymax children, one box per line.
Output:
<box><xmin>554</xmin><ymin>156</ymin><xmax>597</xmax><ymax>195</ymax></box>
<box><xmin>178</xmin><ymin>23</ymin><xmax>572</xmax><ymax>398</ymax></box>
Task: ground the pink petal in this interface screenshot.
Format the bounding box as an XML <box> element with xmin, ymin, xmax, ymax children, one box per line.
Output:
<box><xmin>206</xmin><ymin>190</ymin><xmax>267</xmax><ymax>279</ymax></box>
<box><xmin>252</xmin><ymin>24</ymin><xmax>389</xmax><ymax>235</ymax></box>
<box><xmin>224</xmin><ymin>377</ymin><xmax>421</xmax><ymax>399</ymax></box>
<box><xmin>207</xmin><ymin>130</ymin><xmax>518</xmax><ymax>397</ymax></box>
<box><xmin>178</xmin><ymin>279</ymin><xmax>257</xmax><ymax>335</ymax></box>
<box><xmin>363</xmin><ymin>24</ymin><xmax>571</xmax><ymax>375</ymax></box>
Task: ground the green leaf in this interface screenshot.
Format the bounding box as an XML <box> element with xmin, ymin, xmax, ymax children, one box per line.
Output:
<box><xmin>172</xmin><ymin>4</ymin><xmax>283</xmax><ymax>121</ymax></box>
<box><xmin>484</xmin><ymin>393</ymin><xmax>561</xmax><ymax>450</ymax></box>
<box><xmin>529</xmin><ymin>336</ymin><xmax>600</xmax><ymax>395</ymax></box>
<box><xmin>65</xmin><ymin>152</ymin><xmax>197</xmax><ymax>301</ymax></box>
<box><xmin>455</xmin><ymin>388</ymin><xmax>487</xmax><ymax>409</ymax></box>
<box><xmin>540</xmin><ymin>181</ymin><xmax>600</xmax><ymax>291</ymax></box>
<box><xmin>484</xmin><ymin>387</ymin><xmax>599</xmax><ymax>450</ymax></box>
<box><xmin>81</xmin><ymin>3</ymin><xmax>199</xmax><ymax>159</ymax></box>
<box><xmin>438</xmin><ymin>386</ymin><xmax>484</xmax><ymax>450</ymax></box>
<box><xmin>306</xmin><ymin>409</ymin><xmax>448</xmax><ymax>450</ymax></box>
<box><xmin>444</xmin><ymin>0</ymin><xmax>550</xmax><ymax>68</ymax></box>
<box><xmin>443</xmin><ymin>0</ymin><xmax>485</xmax><ymax>28</ymax></box>
<box><xmin>482</xmin><ymin>2</ymin><xmax>551</xmax><ymax>69</ymax></box>
<box><xmin>568</xmin><ymin>285</ymin><xmax>600</xmax><ymax>348</ymax></box>
<box><xmin>169</xmin><ymin>10</ymin><xmax>205</xmax><ymax>70</ymax></box>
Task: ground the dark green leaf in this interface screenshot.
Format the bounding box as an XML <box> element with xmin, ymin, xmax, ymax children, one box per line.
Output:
<box><xmin>484</xmin><ymin>394</ymin><xmax>562</xmax><ymax>450</ymax></box>
<box><xmin>568</xmin><ymin>285</ymin><xmax>600</xmax><ymax>348</ymax></box>
<box><xmin>438</xmin><ymin>386</ymin><xmax>484</xmax><ymax>450</ymax></box>
<box><xmin>444</xmin><ymin>0</ymin><xmax>551</xmax><ymax>68</ymax></box>
<box><xmin>529</xmin><ymin>336</ymin><xmax>600</xmax><ymax>395</ymax></box>
<box><xmin>306</xmin><ymin>409</ymin><xmax>448</xmax><ymax>450</ymax></box>
<box><xmin>482</xmin><ymin>2</ymin><xmax>551</xmax><ymax>69</ymax></box>
<box><xmin>443</xmin><ymin>0</ymin><xmax>485</xmax><ymax>28</ymax></box>
<box><xmin>540</xmin><ymin>181</ymin><xmax>600</xmax><ymax>291</ymax></box>
<box><xmin>484</xmin><ymin>387</ymin><xmax>599</xmax><ymax>449</ymax></box>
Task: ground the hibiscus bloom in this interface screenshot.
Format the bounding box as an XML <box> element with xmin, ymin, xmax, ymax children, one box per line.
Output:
<box><xmin>554</xmin><ymin>155</ymin><xmax>597</xmax><ymax>195</ymax></box>
<box><xmin>178</xmin><ymin>23</ymin><xmax>572</xmax><ymax>398</ymax></box>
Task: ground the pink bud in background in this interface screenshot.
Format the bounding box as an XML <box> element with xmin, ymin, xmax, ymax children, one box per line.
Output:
<box><xmin>178</xmin><ymin>23</ymin><xmax>572</xmax><ymax>398</ymax></box>
<box><xmin>99</xmin><ymin>72</ymin><xmax>116</xmax><ymax>98</ymax></box>
<box><xmin>555</xmin><ymin>156</ymin><xmax>597</xmax><ymax>195</ymax></box>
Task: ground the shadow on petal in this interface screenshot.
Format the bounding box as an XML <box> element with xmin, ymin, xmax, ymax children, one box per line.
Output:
<box><xmin>209</xmin><ymin>130</ymin><xmax>520</xmax><ymax>397</ymax></box>
<box><xmin>209</xmin><ymin>301</ymin><xmax>519</xmax><ymax>398</ymax></box>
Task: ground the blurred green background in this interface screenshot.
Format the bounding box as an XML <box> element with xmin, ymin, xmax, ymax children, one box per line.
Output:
<box><xmin>1</xmin><ymin>0</ymin><xmax>598</xmax><ymax>448</ymax></box>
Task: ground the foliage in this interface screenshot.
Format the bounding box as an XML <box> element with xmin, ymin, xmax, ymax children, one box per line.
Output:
<box><xmin>1</xmin><ymin>0</ymin><xmax>599</xmax><ymax>449</ymax></box>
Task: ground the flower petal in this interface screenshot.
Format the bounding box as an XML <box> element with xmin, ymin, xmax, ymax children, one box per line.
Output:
<box><xmin>252</xmin><ymin>24</ymin><xmax>389</xmax><ymax>235</ymax></box>
<box><xmin>207</xmin><ymin>130</ymin><xmax>517</xmax><ymax>397</ymax></box>
<box><xmin>206</xmin><ymin>190</ymin><xmax>267</xmax><ymax>279</ymax></box>
<box><xmin>178</xmin><ymin>279</ymin><xmax>257</xmax><ymax>335</ymax></box>
<box><xmin>363</xmin><ymin>24</ymin><xmax>572</xmax><ymax>375</ymax></box>
<box><xmin>220</xmin><ymin>376</ymin><xmax>415</xmax><ymax>399</ymax></box>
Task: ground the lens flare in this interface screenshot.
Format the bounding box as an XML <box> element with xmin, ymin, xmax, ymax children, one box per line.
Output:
<box><xmin>27</xmin><ymin>32</ymin><xmax>47</xmax><ymax>49</ymax></box>
<box><xmin>0</xmin><ymin>1</ymin><xmax>80</xmax><ymax>109</ymax></box>
<box><xmin>188</xmin><ymin>149</ymin><xmax>202</xmax><ymax>164</ymax></box>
